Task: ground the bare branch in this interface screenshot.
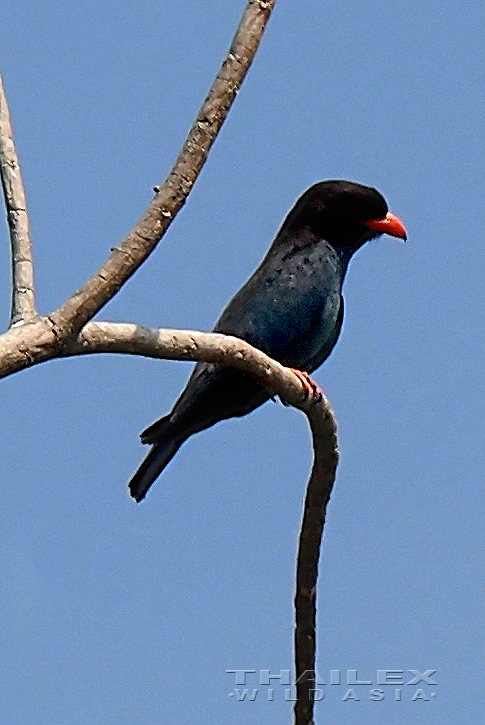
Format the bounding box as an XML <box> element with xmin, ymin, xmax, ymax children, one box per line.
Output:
<box><xmin>67</xmin><ymin>321</ymin><xmax>322</xmax><ymax>411</ymax></box>
<box><xmin>294</xmin><ymin>405</ymin><xmax>339</xmax><ymax>725</ymax></box>
<box><xmin>72</xmin><ymin>321</ymin><xmax>339</xmax><ymax>725</ymax></box>
<box><xmin>48</xmin><ymin>0</ymin><xmax>277</xmax><ymax>341</ymax></box>
<box><xmin>0</xmin><ymin>314</ymin><xmax>339</xmax><ymax>725</ymax></box>
<box><xmin>0</xmin><ymin>68</ymin><xmax>37</xmax><ymax>325</ymax></box>
<box><xmin>0</xmin><ymin>319</ymin><xmax>321</xmax><ymax>410</ymax></box>
<box><xmin>0</xmin><ymin>8</ymin><xmax>337</xmax><ymax>723</ymax></box>
<box><xmin>69</xmin><ymin>320</ymin><xmax>339</xmax><ymax>725</ymax></box>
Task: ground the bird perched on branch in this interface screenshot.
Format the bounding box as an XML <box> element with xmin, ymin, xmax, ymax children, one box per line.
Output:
<box><xmin>129</xmin><ymin>180</ymin><xmax>407</xmax><ymax>501</ymax></box>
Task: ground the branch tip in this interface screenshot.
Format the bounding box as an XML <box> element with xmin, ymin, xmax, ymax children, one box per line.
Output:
<box><xmin>0</xmin><ymin>68</ymin><xmax>37</xmax><ymax>325</ymax></box>
<box><xmin>48</xmin><ymin>0</ymin><xmax>277</xmax><ymax>341</ymax></box>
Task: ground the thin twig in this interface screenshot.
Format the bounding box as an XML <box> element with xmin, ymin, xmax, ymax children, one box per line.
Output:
<box><xmin>71</xmin><ymin>312</ymin><xmax>341</xmax><ymax>725</ymax></box>
<box><xmin>48</xmin><ymin>0</ymin><xmax>277</xmax><ymax>340</ymax></box>
<box><xmin>69</xmin><ymin>319</ymin><xmax>340</xmax><ymax>725</ymax></box>
<box><xmin>294</xmin><ymin>407</ymin><xmax>339</xmax><ymax>725</ymax></box>
<box><xmin>0</xmin><ymin>320</ymin><xmax>317</xmax><ymax>405</ymax></box>
<box><xmin>0</xmin><ymin>315</ymin><xmax>339</xmax><ymax>725</ymax></box>
<box><xmin>0</xmin><ymin>68</ymin><xmax>36</xmax><ymax>325</ymax></box>
<box><xmin>0</xmin><ymin>7</ymin><xmax>339</xmax><ymax>723</ymax></box>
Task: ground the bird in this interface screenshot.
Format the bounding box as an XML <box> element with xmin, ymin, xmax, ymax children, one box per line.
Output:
<box><xmin>129</xmin><ymin>180</ymin><xmax>407</xmax><ymax>501</ymax></box>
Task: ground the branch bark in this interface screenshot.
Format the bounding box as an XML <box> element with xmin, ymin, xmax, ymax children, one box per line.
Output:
<box><xmin>294</xmin><ymin>404</ymin><xmax>338</xmax><ymax>725</ymax></box>
<box><xmin>68</xmin><ymin>321</ymin><xmax>340</xmax><ymax>725</ymax></box>
<box><xmin>0</xmin><ymin>317</ymin><xmax>339</xmax><ymax>725</ymax></box>
<box><xmin>0</xmin><ymin>321</ymin><xmax>338</xmax><ymax>725</ymax></box>
<box><xmin>0</xmin><ymin>68</ymin><xmax>37</xmax><ymax>325</ymax></box>
<box><xmin>74</xmin><ymin>322</ymin><xmax>339</xmax><ymax>725</ymax></box>
<box><xmin>0</xmin><ymin>4</ymin><xmax>338</xmax><ymax>724</ymax></box>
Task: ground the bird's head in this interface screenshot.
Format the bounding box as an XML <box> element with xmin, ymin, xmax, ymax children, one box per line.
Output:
<box><xmin>279</xmin><ymin>180</ymin><xmax>407</xmax><ymax>255</ymax></box>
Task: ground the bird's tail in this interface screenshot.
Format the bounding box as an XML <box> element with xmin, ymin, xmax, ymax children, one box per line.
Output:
<box><xmin>129</xmin><ymin>416</ymin><xmax>184</xmax><ymax>502</ymax></box>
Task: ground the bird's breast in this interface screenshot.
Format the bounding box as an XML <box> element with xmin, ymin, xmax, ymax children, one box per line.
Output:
<box><xmin>223</xmin><ymin>242</ymin><xmax>344</xmax><ymax>370</ymax></box>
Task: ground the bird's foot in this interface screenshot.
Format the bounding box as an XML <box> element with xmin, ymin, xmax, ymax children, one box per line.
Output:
<box><xmin>285</xmin><ymin>368</ymin><xmax>323</xmax><ymax>404</ymax></box>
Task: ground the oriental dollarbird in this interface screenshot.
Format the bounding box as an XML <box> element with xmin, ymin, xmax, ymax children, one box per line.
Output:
<box><xmin>129</xmin><ymin>180</ymin><xmax>407</xmax><ymax>501</ymax></box>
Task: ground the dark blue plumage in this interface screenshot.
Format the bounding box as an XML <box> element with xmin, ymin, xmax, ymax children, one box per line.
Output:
<box><xmin>129</xmin><ymin>180</ymin><xmax>406</xmax><ymax>501</ymax></box>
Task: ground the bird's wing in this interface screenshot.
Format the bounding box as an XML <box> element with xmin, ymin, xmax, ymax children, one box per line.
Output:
<box><xmin>167</xmin><ymin>361</ymin><xmax>271</xmax><ymax>438</ymax></box>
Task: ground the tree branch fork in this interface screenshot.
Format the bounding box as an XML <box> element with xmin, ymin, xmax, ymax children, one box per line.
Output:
<box><xmin>0</xmin><ymin>2</ymin><xmax>339</xmax><ymax>723</ymax></box>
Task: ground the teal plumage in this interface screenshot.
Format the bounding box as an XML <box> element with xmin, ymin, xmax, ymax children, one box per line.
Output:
<box><xmin>129</xmin><ymin>180</ymin><xmax>406</xmax><ymax>501</ymax></box>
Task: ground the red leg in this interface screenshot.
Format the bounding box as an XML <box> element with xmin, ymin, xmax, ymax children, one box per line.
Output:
<box><xmin>288</xmin><ymin>368</ymin><xmax>323</xmax><ymax>402</ymax></box>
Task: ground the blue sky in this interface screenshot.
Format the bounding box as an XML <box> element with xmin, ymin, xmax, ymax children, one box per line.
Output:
<box><xmin>0</xmin><ymin>1</ymin><xmax>483</xmax><ymax>723</ymax></box>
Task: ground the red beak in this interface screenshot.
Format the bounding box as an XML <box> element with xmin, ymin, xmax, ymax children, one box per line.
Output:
<box><xmin>365</xmin><ymin>211</ymin><xmax>407</xmax><ymax>241</ymax></box>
